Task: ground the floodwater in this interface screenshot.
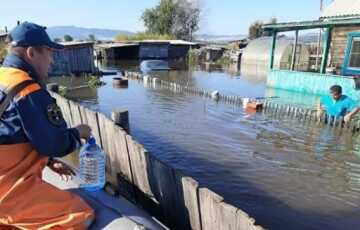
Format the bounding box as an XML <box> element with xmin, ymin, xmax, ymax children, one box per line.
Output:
<box><xmin>52</xmin><ymin>61</ymin><xmax>360</xmax><ymax>230</ymax></box>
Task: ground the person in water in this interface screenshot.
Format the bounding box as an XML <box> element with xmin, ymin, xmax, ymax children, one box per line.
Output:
<box><xmin>317</xmin><ymin>85</ymin><xmax>360</xmax><ymax>123</ymax></box>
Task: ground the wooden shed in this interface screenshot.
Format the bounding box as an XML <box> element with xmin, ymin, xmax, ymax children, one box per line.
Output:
<box><xmin>96</xmin><ymin>40</ymin><xmax>199</xmax><ymax>61</ymax></box>
<box><xmin>50</xmin><ymin>41</ymin><xmax>96</xmax><ymax>76</ymax></box>
<box><xmin>95</xmin><ymin>43</ymin><xmax>140</xmax><ymax>60</ymax></box>
<box><xmin>139</xmin><ymin>40</ymin><xmax>198</xmax><ymax>59</ymax></box>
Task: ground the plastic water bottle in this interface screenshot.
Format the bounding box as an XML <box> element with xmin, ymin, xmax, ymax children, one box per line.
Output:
<box><xmin>79</xmin><ymin>136</ymin><xmax>106</xmax><ymax>191</ymax></box>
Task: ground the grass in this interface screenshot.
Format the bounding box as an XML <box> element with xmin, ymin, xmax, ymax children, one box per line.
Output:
<box><xmin>215</xmin><ymin>56</ymin><xmax>233</xmax><ymax>65</ymax></box>
<box><xmin>115</xmin><ymin>32</ymin><xmax>176</xmax><ymax>41</ymax></box>
<box><xmin>87</xmin><ymin>76</ymin><xmax>105</xmax><ymax>88</ymax></box>
<box><xmin>187</xmin><ymin>49</ymin><xmax>199</xmax><ymax>66</ymax></box>
<box><xmin>58</xmin><ymin>86</ymin><xmax>68</xmax><ymax>97</ymax></box>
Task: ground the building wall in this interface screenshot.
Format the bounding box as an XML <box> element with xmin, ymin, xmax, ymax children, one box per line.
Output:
<box><xmin>51</xmin><ymin>46</ymin><xmax>95</xmax><ymax>76</ymax></box>
<box><xmin>330</xmin><ymin>26</ymin><xmax>360</xmax><ymax>74</ymax></box>
<box><xmin>169</xmin><ymin>45</ymin><xmax>191</xmax><ymax>59</ymax></box>
<box><xmin>139</xmin><ymin>43</ymin><xmax>169</xmax><ymax>59</ymax></box>
<box><xmin>267</xmin><ymin>69</ymin><xmax>360</xmax><ymax>101</ymax></box>
<box><xmin>99</xmin><ymin>46</ymin><xmax>139</xmax><ymax>60</ymax></box>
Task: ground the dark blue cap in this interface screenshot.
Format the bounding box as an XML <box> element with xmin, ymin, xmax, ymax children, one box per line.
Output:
<box><xmin>9</xmin><ymin>22</ymin><xmax>64</xmax><ymax>49</ymax></box>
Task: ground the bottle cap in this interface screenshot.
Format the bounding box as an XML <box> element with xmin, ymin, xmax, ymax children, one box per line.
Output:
<box><xmin>88</xmin><ymin>136</ymin><xmax>96</xmax><ymax>145</ymax></box>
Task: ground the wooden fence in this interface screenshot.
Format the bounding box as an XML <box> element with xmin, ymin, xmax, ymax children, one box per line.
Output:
<box><xmin>125</xmin><ymin>71</ymin><xmax>245</xmax><ymax>106</ymax></box>
<box><xmin>263</xmin><ymin>101</ymin><xmax>360</xmax><ymax>133</ymax></box>
<box><xmin>50</xmin><ymin>92</ymin><xmax>264</xmax><ymax>230</ymax></box>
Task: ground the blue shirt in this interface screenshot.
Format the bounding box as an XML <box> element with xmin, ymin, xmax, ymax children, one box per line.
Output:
<box><xmin>0</xmin><ymin>53</ymin><xmax>80</xmax><ymax>157</ymax></box>
<box><xmin>320</xmin><ymin>95</ymin><xmax>357</xmax><ymax>117</ymax></box>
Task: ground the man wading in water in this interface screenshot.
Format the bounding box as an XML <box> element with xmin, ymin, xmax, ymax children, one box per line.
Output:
<box><xmin>0</xmin><ymin>22</ymin><xmax>94</xmax><ymax>229</ymax></box>
<box><xmin>317</xmin><ymin>85</ymin><xmax>360</xmax><ymax>123</ymax></box>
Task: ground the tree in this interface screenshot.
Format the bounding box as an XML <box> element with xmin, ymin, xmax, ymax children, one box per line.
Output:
<box><xmin>249</xmin><ymin>21</ymin><xmax>264</xmax><ymax>40</ymax></box>
<box><xmin>248</xmin><ymin>17</ymin><xmax>278</xmax><ymax>39</ymax></box>
<box><xmin>172</xmin><ymin>0</ymin><xmax>200</xmax><ymax>41</ymax></box>
<box><xmin>142</xmin><ymin>0</ymin><xmax>201</xmax><ymax>40</ymax></box>
<box><xmin>63</xmin><ymin>34</ymin><xmax>73</xmax><ymax>42</ymax></box>
<box><xmin>88</xmin><ymin>34</ymin><xmax>96</xmax><ymax>42</ymax></box>
<box><xmin>142</xmin><ymin>0</ymin><xmax>177</xmax><ymax>35</ymax></box>
<box><xmin>54</xmin><ymin>38</ymin><xmax>62</xmax><ymax>43</ymax></box>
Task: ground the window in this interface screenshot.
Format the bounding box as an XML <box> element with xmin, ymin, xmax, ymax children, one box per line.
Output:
<box><xmin>349</xmin><ymin>37</ymin><xmax>360</xmax><ymax>69</ymax></box>
<box><xmin>342</xmin><ymin>33</ymin><xmax>360</xmax><ymax>76</ymax></box>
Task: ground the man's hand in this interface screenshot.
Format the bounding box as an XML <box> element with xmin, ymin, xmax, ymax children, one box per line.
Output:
<box><xmin>75</xmin><ymin>124</ymin><xmax>92</xmax><ymax>140</ymax></box>
<box><xmin>344</xmin><ymin>108</ymin><xmax>360</xmax><ymax>124</ymax></box>
<box><xmin>344</xmin><ymin>113</ymin><xmax>353</xmax><ymax>124</ymax></box>
<box><xmin>48</xmin><ymin>158</ymin><xmax>76</xmax><ymax>181</ymax></box>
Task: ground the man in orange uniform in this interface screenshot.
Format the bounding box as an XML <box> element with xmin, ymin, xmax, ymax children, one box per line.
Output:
<box><xmin>0</xmin><ymin>22</ymin><xmax>94</xmax><ymax>229</ymax></box>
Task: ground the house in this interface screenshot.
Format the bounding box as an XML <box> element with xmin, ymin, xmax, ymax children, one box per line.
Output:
<box><xmin>263</xmin><ymin>0</ymin><xmax>360</xmax><ymax>100</ymax></box>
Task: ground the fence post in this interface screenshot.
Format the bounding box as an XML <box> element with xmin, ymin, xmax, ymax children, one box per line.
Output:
<box><xmin>112</xmin><ymin>108</ymin><xmax>130</xmax><ymax>133</ymax></box>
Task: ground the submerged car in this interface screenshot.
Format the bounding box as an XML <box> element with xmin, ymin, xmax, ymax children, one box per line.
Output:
<box><xmin>140</xmin><ymin>60</ymin><xmax>171</xmax><ymax>74</ymax></box>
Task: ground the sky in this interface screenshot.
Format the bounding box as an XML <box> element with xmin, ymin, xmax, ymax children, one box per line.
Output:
<box><xmin>1</xmin><ymin>0</ymin><xmax>326</xmax><ymax>35</ymax></box>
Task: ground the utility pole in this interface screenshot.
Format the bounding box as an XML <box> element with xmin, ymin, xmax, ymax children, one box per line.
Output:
<box><xmin>315</xmin><ymin>0</ymin><xmax>324</xmax><ymax>71</ymax></box>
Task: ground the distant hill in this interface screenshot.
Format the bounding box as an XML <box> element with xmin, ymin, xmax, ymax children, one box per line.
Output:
<box><xmin>195</xmin><ymin>34</ymin><xmax>247</xmax><ymax>43</ymax></box>
<box><xmin>47</xmin><ymin>26</ymin><xmax>134</xmax><ymax>41</ymax></box>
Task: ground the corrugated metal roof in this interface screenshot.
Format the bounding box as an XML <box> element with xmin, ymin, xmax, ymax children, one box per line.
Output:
<box><xmin>140</xmin><ymin>40</ymin><xmax>198</xmax><ymax>45</ymax></box>
<box><xmin>263</xmin><ymin>18</ymin><xmax>360</xmax><ymax>32</ymax></box>
<box><xmin>321</xmin><ymin>0</ymin><xmax>360</xmax><ymax>19</ymax></box>
<box><xmin>96</xmin><ymin>42</ymin><xmax>139</xmax><ymax>49</ymax></box>
<box><xmin>60</xmin><ymin>41</ymin><xmax>94</xmax><ymax>47</ymax></box>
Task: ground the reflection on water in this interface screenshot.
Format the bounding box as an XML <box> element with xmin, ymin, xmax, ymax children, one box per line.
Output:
<box><xmin>48</xmin><ymin>76</ymin><xmax>98</xmax><ymax>101</ymax></box>
<box><xmin>73</xmin><ymin>61</ymin><xmax>360</xmax><ymax>230</ymax></box>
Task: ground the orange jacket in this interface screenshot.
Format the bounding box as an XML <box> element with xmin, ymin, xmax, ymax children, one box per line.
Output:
<box><xmin>0</xmin><ymin>55</ymin><xmax>94</xmax><ymax>229</ymax></box>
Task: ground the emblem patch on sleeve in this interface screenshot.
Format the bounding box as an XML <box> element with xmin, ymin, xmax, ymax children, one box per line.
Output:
<box><xmin>47</xmin><ymin>103</ymin><xmax>65</xmax><ymax>127</ymax></box>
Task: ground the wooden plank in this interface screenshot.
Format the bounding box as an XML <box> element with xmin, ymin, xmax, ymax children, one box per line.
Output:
<box><xmin>113</xmin><ymin>126</ymin><xmax>134</xmax><ymax>184</ymax></box>
<box><xmin>96</xmin><ymin>112</ymin><xmax>135</xmax><ymax>200</ymax></box>
<box><xmin>97</xmin><ymin>112</ymin><xmax>118</xmax><ymax>185</ymax></box>
<box><xmin>69</xmin><ymin>100</ymin><xmax>82</xmax><ymax>126</ymax></box>
<box><xmin>147</xmin><ymin>155</ymin><xmax>182</xmax><ymax>229</ymax></box>
<box><xmin>199</xmin><ymin>188</ymin><xmax>224</xmax><ymax>230</ymax></box>
<box><xmin>199</xmin><ymin>188</ymin><xmax>263</xmax><ymax>230</ymax></box>
<box><xmin>125</xmin><ymin>135</ymin><xmax>153</xmax><ymax>197</ymax></box>
<box><xmin>180</xmin><ymin>176</ymin><xmax>202</xmax><ymax>230</ymax></box>
<box><xmin>55</xmin><ymin>95</ymin><xmax>73</xmax><ymax>126</ymax></box>
<box><xmin>79</xmin><ymin>106</ymin><xmax>102</xmax><ymax>146</ymax></box>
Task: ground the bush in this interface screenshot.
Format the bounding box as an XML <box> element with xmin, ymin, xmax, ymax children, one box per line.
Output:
<box><xmin>115</xmin><ymin>32</ymin><xmax>176</xmax><ymax>41</ymax></box>
<box><xmin>87</xmin><ymin>76</ymin><xmax>105</xmax><ymax>88</ymax></box>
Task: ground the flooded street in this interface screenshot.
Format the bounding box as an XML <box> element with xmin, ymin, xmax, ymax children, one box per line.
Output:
<box><xmin>52</xmin><ymin>61</ymin><xmax>360</xmax><ymax>230</ymax></box>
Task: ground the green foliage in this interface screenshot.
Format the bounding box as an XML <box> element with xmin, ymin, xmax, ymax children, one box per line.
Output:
<box><xmin>215</xmin><ymin>57</ymin><xmax>232</xmax><ymax>65</ymax></box>
<box><xmin>58</xmin><ymin>86</ymin><xmax>68</xmax><ymax>97</ymax></box>
<box><xmin>0</xmin><ymin>42</ymin><xmax>7</xmax><ymax>63</ymax></box>
<box><xmin>187</xmin><ymin>48</ymin><xmax>198</xmax><ymax>65</ymax></box>
<box><xmin>249</xmin><ymin>21</ymin><xmax>264</xmax><ymax>40</ymax></box>
<box><xmin>87</xmin><ymin>76</ymin><xmax>105</xmax><ymax>88</ymax></box>
<box><xmin>141</xmin><ymin>0</ymin><xmax>200</xmax><ymax>40</ymax></box>
<box><xmin>115</xmin><ymin>32</ymin><xmax>176</xmax><ymax>41</ymax></box>
<box><xmin>142</xmin><ymin>0</ymin><xmax>177</xmax><ymax>35</ymax></box>
<box><xmin>63</xmin><ymin>34</ymin><xmax>73</xmax><ymax>42</ymax></box>
<box><xmin>249</xmin><ymin>17</ymin><xmax>278</xmax><ymax>39</ymax></box>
